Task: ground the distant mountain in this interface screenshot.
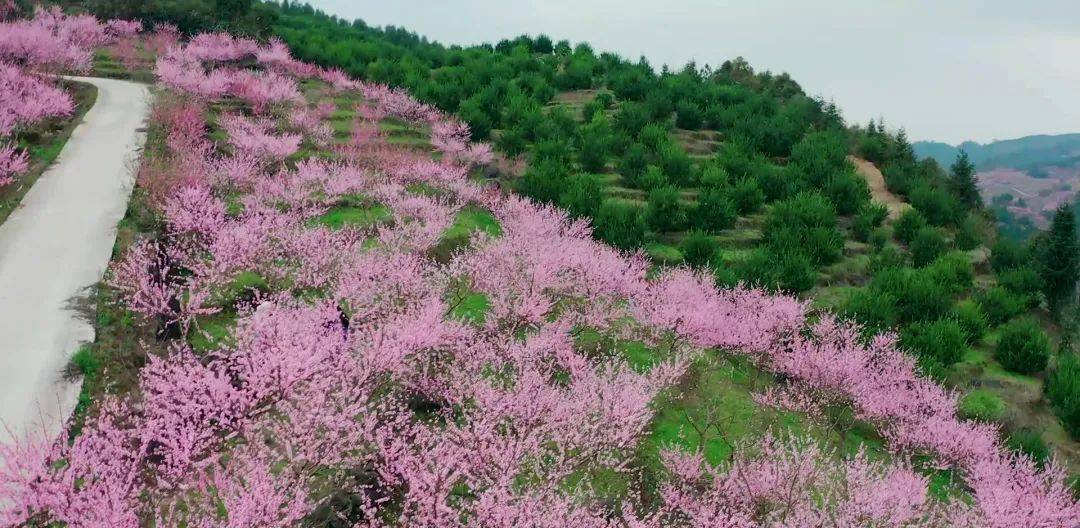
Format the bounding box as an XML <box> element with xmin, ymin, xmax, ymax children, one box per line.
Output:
<box><xmin>914</xmin><ymin>134</ymin><xmax>1080</xmax><ymax>234</ymax></box>
<box><xmin>913</xmin><ymin>133</ymin><xmax>1080</xmax><ymax>175</ymax></box>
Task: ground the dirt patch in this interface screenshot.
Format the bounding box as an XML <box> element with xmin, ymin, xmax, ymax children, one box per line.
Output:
<box><xmin>849</xmin><ymin>156</ymin><xmax>910</xmax><ymax>220</ymax></box>
<box><xmin>552</xmin><ymin>89</ymin><xmax>606</xmax><ymax>105</ymax></box>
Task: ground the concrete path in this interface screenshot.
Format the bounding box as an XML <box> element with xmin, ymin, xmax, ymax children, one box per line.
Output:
<box><xmin>0</xmin><ymin>77</ymin><xmax>150</xmax><ymax>439</ymax></box>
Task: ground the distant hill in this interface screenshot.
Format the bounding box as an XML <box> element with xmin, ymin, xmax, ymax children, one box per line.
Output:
<box><xmin>913</xmin><ymin>133</ymin><xmax>1080</xmax><ymax>175</ymax></box>
<box><xmin>915</xmin><ymin>134</ymin><xmax>1080</xmax><ymax>233</ymax></box>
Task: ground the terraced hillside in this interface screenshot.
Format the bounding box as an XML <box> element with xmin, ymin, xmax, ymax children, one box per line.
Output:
<box><xmin>268</xmin><ymin>2</ymin><xmax>1080</xmax><ymax>476</ymax></box>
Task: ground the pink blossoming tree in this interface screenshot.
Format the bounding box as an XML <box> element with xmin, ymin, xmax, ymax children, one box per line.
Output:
<box><xmin>0</xmin><ymin>32</ymin><xmax>1075</xmax><ymax>528</ymax></box>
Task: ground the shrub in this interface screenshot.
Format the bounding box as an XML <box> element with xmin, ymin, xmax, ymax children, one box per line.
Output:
<box><xmin>608</xmin><ymin>131</ymin><xmax>630</xmax><ymax>156</ymax></box>
<box><xmin>773</xmin><ymin>251</ymin><xmax>817</xmax><ymax>294</ymax></box>
<box><xmin>714</xmin><ymin>142</ymin><xmax>756</xmax><ymax>180</ymax></box>
<box><xmin>674</xmin><ymin>100</ymin><xmax>703</xmax><ymax>129</ymax></box>
<box><xmin>639</xmin><ymin>123</ymin><xmax>670</xmax><ymax>154</ymax></box>
<box><xmin>925</xmin><ymin>252</ymin><xmax>974</xmax><ymax>294</ymax></box>
<box><xmin>694</xmin><ymin>187</ymin><xmax>737</xmax><ymax>232</ymax></box>
<box><xmin>996</xmin><ymin>317</ymin><xmax>1051</xmax><ymax>374</ymax></box>
<box><xmin>998</xmin><ymin>266</ymin><xmax>1043</xmax><ymax>307</ymax></box>
<box><xmin>788</xmin><ymin>130</ymin><xmax>849</xmax><ymax>188</ymax></box>
<box><xmin>736</xmin><ymin>249</ymin><xmax>816</xmax><ymax>294</ymax></box>
<box><xmin>659</xmin><ymin>144</ymin><xmax>694</xmax><ymax>186</ymax></box>
<box><xmin>991</xmin><ymin>236</ymin><xmax>1028</xmax><ymax>272</ymax></box>
<box><xmin>901</xmin><ymin>318</ymin><xmax>967</xmax><ymax>373</ymax></box>
<box><xmin>767</xmin><ymin>225</ymin><xmax>843</xmax><ymax>267</ymax></box>
<box><xmin>868</xmin><ymin>227</ymin><xmax>889</xmax><ymax>251</ymax></box>
<box><xmin>958</xmin><ymin>389</ymin><xmax>1007</xmax><ymax>423</ymax></box>
<box><xmin>711</xmin><ymin>262</ymin><xmax>740</xmax><ymax>289</ymax></box>
<box><xmin>680</xmin><ymin>230</ymin><xmax>718</xmax><ymax>268</ymax></box>
<box><xmin>559</xmin><ymin>174</ymin><xmax>604</xmax><ymax>219</ymax></box>
<box><xmin>1046</xmin><ymin>351</ymin><xmax>1080</xmax><ymax>438</ymax></box>
<box><xmin>872</xmin><ymin>267</ymin><xmax>952</xmax><ymax>324</ymax></box>
<box><xmin>910</xmin><ymin>184</ymin><xmax>957</xmax><ymax>226</ymax></box>
<box><xmin>852</xmin><ymin>202</ymin><xmax>889</xmax><ymax>242</ymax></box>
<box><xmin>824</xmin><ymin>169</ymin><xmax>870</xmax><ymax>215</ymax></box>
<box><xmin>843</xmin><ymin>288</ymin><xmax>898</xmax><ymax>335</ymax></box>
<box><xmin>637</xmin><ymin>165</ymin><xmax>669</xmax><ymax>191</ymax></box>
<box><xmin>764</xmin><ymin>192</ymin><xmax>842</xmax><ymax>265</ymax></box>
<box><xmin>516</xmin><ymin>161</ymin><xmax>568</xmax><ymax>204</ymax></box>
<box><xmin>755</xmin><ymin>163</ymin><xmax>796</xmax><ymax>202</ymax></box>
<box><xmin>736</xmin><ymin>248</ymin><xmax>777</xmax><ymax>290</ymax></box>
<box><xmin>496</xmin><ymin>126</ymin><xmax>527</xmax><ymax>155</ymax></box>
<box><xmin>577</xmin><ymin>138</ymin><xmax>609</xmax><ymax>174</ymax></box>
<box><xmin>614</xmin><ymin>102</ymin><xmax>649</xmax><ymax>136</ymax></box>
<box><xmin>979</xmin><ymin>286</ymin><xmax>1027</xmax><ymax>326</ymax></box>
<box><xmin>951</xmin><ymin>300</ymin><xmax>988</xmax><ymax>343</ymax></box>
<box><xmin>910</xmin><ymin>227</ymin><xmax>949</xmax><ymax>267</ymax></box>
<box><xmin>592</xmin><ymin>201</ymin><xmax>645</xmax><ymax>250</ymax></box>
<box><xmin>869</xmin><ymin>244</ymin><xmax>907</xmax><ymax>273</ymax></box>
<box><xmin>1006</xmin><ymin>429</ymin><xmax>1050</xmax><ymax>466</ymax></box>
<box><xmin>893</xmin><ymin>209</ymin><xmax>927</xmax><ymax>245</ymax></box>
<box><xmin>619</xmin><ymin>143</ymin><xmax>649</xmax><ymax>184</ymax></box>
<box><xmin>955</xmin><ymin>213</ymin><xmax>985</xmax><ymax>250</ymax></box>
<box><xmin>698</xmin><ymin>162</ymin><xmax>729</xmax><ymax>189</ymax></box>
<box><xmin>645</xmin><ymin>186</ymin><xmax>686</xmax><ymax>232</ymax></box>
<box><xmin>644</xmin><ymin>91</ymin><xmax>674</xmax><ymax>121</ymax></box>
<box><xmin>458</xmin><ymin>97</ymin><xmax>493</xmax><ymax>140</ymax></box>
<box><xmin>581</xmin><ymin>100</ymin><xmax>603</xmax><ymax>122</ymax></box>
<box><xmin>730</xmin><ymin>177</ymin><xmax>764</xmax><ymax>215</ymax></box>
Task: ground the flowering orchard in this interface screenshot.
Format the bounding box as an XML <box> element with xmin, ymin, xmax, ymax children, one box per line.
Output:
<box><xmin>0</xmin><ymin>31</ymin><xmax>1076</xmax><ymax>528</ymax></box>
<box><xmin>0</xmin><ymin>8</ymin><xmax>138</xmax><ymax>186</ymax></box>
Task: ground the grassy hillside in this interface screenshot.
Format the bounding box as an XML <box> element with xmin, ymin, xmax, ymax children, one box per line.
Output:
<box><xmin>261</xmin><ymin>2</ymin><xmax>1080</xmax><ymax>476</ymax></box>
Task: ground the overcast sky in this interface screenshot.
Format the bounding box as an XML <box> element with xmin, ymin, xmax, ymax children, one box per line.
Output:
<box><xmin>308</xmin><ymin>0</ymin><xmax>1080</xmax><ymax>145</ymax></box>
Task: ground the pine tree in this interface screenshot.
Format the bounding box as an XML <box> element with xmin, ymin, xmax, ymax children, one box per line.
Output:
<box><xmin>894</xmin><ymin>129</ymin><xmax>915</xmax><ymax>167</ymax></box>
<box><xmin>1038</xmin><ymin>205</ymin><xmax>1079</xmax><ymax>316</ymax></box>
<box><xmin>949</xmin><ymin>151</ymin><xmax>981</xmax><ymax>211</ymax></box>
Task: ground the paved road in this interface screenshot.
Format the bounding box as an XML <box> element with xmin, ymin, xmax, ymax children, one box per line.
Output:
<box><xmin>0</xmin><ymin>77</ymin><xmax>149</xmax><ymax>440</ymax></box>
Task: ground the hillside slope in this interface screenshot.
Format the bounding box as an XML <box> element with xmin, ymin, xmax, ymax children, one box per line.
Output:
<box><xmin>267</xmin><ymin>1</ymin><xmax>1080</xmax><ymax>475</ymax></box>
<box><xmin>3</xmin><ymin>3</ymin><xmax>1075</xmax><ymax>524</ymax></box>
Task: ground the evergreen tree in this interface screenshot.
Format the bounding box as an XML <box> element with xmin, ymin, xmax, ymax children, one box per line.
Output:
<box><xmin>559</xmin><ymin>174</ymin><xmax>604</xmax><ymax>219</ymax></box>
<box><xmin>645</xmin><ymin>186</ymin><xmax>686</xmax><ymax>232</ymax></box>
<box><xmin>576</xmin><ymin>113</ymin><xmax>612</xmax><ymax>173</ymax></box>
<box><xmin>1037</xmin><ymin>205</ymin><xmax>1079</xmax><ymax>316</ymax></box>
<box><xmin>949</xmin><ymin>151</ymin><xmax>981</xmax><ymax>211</ymax></box>
<box><xmin>593</xmin><ymin>201</ymin><xmax>645</xmax><ymax>250</ymax></box>
<box><xmin>894</xmin><ymin>129</ymin><xmax>915</xmax><ymax>167</ymax></box>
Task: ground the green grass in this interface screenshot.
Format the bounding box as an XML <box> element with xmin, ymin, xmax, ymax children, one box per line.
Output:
<box><xmin>68</xmin><ymin>345</ymin><xmax>102</xmax><ymax>422</ymax></box>
<box><xmin>211</xmin><ymin>270</ymin><xmax>269</xmax><ymax>308</ymax></box>
<box><xmin>645</xmin><ymin>242</ymin><xmax>682</xmax><ymax>264</ymax></box>
<box><xmin>959</xmin><ymin>389</ymin><xmax>1008</xmax><ymax>423</ymax></box>
<box><xmin>430</xmin><ymin>207</ymin><xmax>503</xmax><ymax>262</ymax></box>
<box><xmin>189</xmin><ymin>313</ymin><xmax>238</xmax><ymax>354</ymax></box>
<box><xmin>808</xmin><ymin>285</ymin><xmax>859</xmax><ymax>311</ymax></box>
<box><xmin>449</xmin><ymin>292</ymin><xmax>490</xmax><ymax>325</ymax></box>
<box><xmin>309</xmin><ymin>204</ymin><xmax>391</xmax><ymax>230</ymax></box>
<box><xmin>443</xmin><ymin>207</ymin><xmax>502</xmax><ymax>240</ymax></box>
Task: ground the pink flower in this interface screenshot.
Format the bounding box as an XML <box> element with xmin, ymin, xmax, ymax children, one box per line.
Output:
<box><xmin>218</xmin><ymin>114</ymin><xmax>301</xmax><ymax>161</ymax></box>
<box><xmin>0</xmin><ymin>142</ymin><xmax>28</xmax><ymax>185</ymax></box>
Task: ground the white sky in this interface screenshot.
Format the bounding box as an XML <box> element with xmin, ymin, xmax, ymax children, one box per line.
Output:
<box><xmin>307</xmin><ymin>0</ymin><xmax>1080</xmax><ymax>145</ymax></box>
